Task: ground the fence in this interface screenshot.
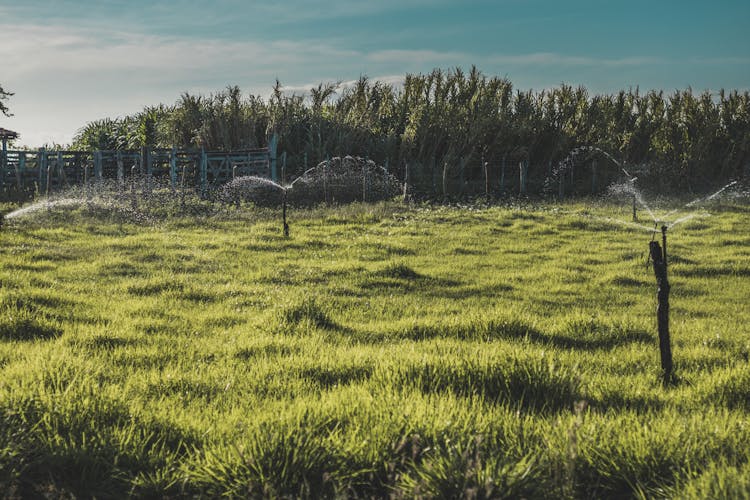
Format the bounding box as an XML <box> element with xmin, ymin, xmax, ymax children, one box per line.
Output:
<box><xmin>0</xmin><ymin>143</ymin><xmax>277</xmax><ymax>198</ymax></box>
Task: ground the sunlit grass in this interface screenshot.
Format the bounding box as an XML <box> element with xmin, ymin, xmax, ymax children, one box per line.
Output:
<box><xmin>0</xmin><ymin>200</ymin><xmax>748</xmax><ymax>497</ymax></box>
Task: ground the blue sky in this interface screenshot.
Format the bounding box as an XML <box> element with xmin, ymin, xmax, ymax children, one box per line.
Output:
<box><xmin>1</xmin><ymin>0</ymin><xmax>748</xmax><ymax>146</ymax></box>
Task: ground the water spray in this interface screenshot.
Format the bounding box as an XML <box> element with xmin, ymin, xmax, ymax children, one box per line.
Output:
<box><xmin>685</xmin><ymin>180</ymin><xmax>738</xmax><ymax>208</ymax></box>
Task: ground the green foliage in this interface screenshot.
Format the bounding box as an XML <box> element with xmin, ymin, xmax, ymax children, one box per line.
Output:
<box><xmin>0</xmin><ymin>201</ymin><xmax>748</xmax><ymax>496</ymax></box>
<box><xmin>0</xmin><ymin>83</ymin><xmax>13</xmax><ymax>117</ymax></box>
<box><xmin>68</xmin><ymin>69</ymin><xmax>750</xmax><ymax>197</ymax></box>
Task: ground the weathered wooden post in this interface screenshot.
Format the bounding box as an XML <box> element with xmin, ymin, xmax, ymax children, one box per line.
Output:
<box><xmin>16</xmin><ymin>153</ymin><xmax>25</xmax><ymax>191</ymax></box>
<box><xmin>94</xmin><ymin>150</ymin><xmax>103</xmax><ymax>183</ymax></box>
<box><xmin>323</xmin><ymin>156</ymin><xmax>329</xmax><ymax>206</ymax></box>
<box><xmin>500</xmin><ymin>153</ymin><xmax>506</xmax><ymax>194</ymax></box>
<box><xmin>141</xmin><ymin>146</ymin><xmax>152</xmax><ymax>195</ymax></box>
<box><xmin>181</xmin><ymin>164</ymin><xmax>188</xmax><ymax>212</ymax></box>
<box><xmin>281</xmin><ymin>151</ymin><xmax>287</xmax><ymax>185</ymax></box>
<box><xmin>403</xmin><ymin>162</ymin><xmax>410</xmax><ymax>203</ymax></box>
<box><xmin>36</xmin><ymin>149</ymin><xmax>45</xmax><ymax>195</ymax></box>
<box><xmin>649</xmin><ymin>226</ymin><xmax>673</xmax><ymax>382</ymax></box>
<box><xmin>0</xmin><ymin>136</ymin><xmax>6</xmax><ymax>192</ymax></box>
<box><xmin>116</xmin><ymin>150</ymin><xmax>124</xmax><ymax>193</ymax></box>
<box><xmin>84</xmin><ymin>162</ymin><xmax>91</xmax><ymax>207</ymax></box>
<box><xmin>383</xmin><ymin>158</ymin><xmax>389</xmax><ymax>200</ymax></box>
<box><xmin>519</xmin><ymin>159</ymin><xmax>528</xmax><ymax>196</ymax></box>
<box><xmin>442</xmin><ymin>162</ymin><xmax>449</xmax><ymax>201</ymax></box>
<box><xmin>484</xmin><ymin>159</ymin><xmax>490</xmax><ymax>199</ymax></box>
<box><xmin>591</xmin><ymin>160</ymin><xmax>598</xmax><ymax>195</ymax></box>
<box><xmin>362</xmin><ymin>156</ymin><xmax>368</xmax><ymax>203</ymax></box>
<box><xmin>170</xmin><ymin>147</ymin><xmax>177</xmax><ymax>192</ymax></box>
<box><xmin>269</xmin><ymin>132</ymin><xmax>279</xmax><ymax>181</ymax></box>
<box><xmin>200</xmin><ymin>149</ymin><xmax>208</xmax><ymax>198</ymax></box>
<box><xmin>56</xmin><ymin>151</ymin><xmax>68</xmax><ymax>188</ymax></box>
<box><xmin>45</xmin><ymin>163</ymin><xmax>52</xmax><ymax>198</ymax></box>
<box><xmin>130</xmin><ymin>165</ymin><xmax>138</xmax><ymax>211</ymax></box>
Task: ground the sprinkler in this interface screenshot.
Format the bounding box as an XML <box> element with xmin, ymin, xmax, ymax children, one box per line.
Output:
<box><xmin>628</xmin><ymin>177</ymin><xmax>638</xmax><ymax>221</ymax></box>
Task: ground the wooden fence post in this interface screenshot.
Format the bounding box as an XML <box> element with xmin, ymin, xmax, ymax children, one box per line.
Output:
<box><xmin>324</xmin><ymin>155</ymin><xmax>329</xmax><ymax>205</ymax></box>
<box><xmin>94</xmin><ymin>151</ymin><xmax>103</xmax><ymax>182</ymax></box>
<box><xmin>362</xmin><ymin>155</ymin><xmax>367</xmax><ymax>203</ymax></box>
<box><xmin>519</xmin><ymin>159</ymin><xmax>528</xmax><ymax>196</ymax></box>
<box><xmin>0</xmin><ymin>137</ymin><xmax>6</xmax><ymax>192</ymax></box>
<box><xmin>170</xmin><ymin>146</ymin><xmax>177</xmax><ymax>191</ymax></box>
<box><xmin>200</xmin><ymin>148</ymin><xmax>208</xmax><ymax>198</ymax></box>
<box><xmin>442</xmin><ymin>162</ymin><xmax>449</xmax><ymax>201</ymax></box>
<box><xmin>269</xmin><ymin>132</ymin><xmax>278</xmax><ymax>181</ymax></box>
<box><xmin>383</xmin><ymin>158</ymin><xmax>389</xmax><ymax>199</ymax></box>
<box><xmin>500</xmin><ymin>153</ymin><xmax>506</xmax><ymax>193</ymax></box>
<box><xmin>403</xmin><ymin>162</ymin><xmax>410</xmax><ymax>203</ymax></box>
<box><xmin>38</xmin><ymin>148</ymin><xmax>46</xmax><ymax>195</ymax></box>
<box><xmin>649</xmin><ymin>226</ymin><xmax>673</xmax><ymax>382</ymax></box>
<box><xmin>131</xmin><ymin>165</ymin><xmax>138</xmax><ymax>210</ymax></box>
<box><xmin>484</xmin><ymin>157</ymin><xmax>490</xmax><ymax>198</ymax></box>
<box><xmin>116</xmin><ymin>150</ymin><xmax>124</xmax><ymax>192</ymax></box>
<box><xmin>56</xmin><ymin>151</ymin><xmax>67</xmax><ymax>188</ymax></box>
<box><xmin>591</xmin><ymin>159</ymin><xmax>598</xmax><ymax>195</ymax></box>
<box><xmin>17</xmin><ymin>153</ymin><xmax>25</xmax><ymax>191</ymax></box>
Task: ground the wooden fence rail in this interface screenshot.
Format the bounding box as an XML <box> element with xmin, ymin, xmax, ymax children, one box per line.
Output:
<box><xmin>0</xmin><ymin>143</ymin><xmax>277</xmax><ymax>197</ymax></box>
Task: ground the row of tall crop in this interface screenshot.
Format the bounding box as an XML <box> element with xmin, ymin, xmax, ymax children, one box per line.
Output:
<box><xmin>71</xmin><ymin>67</ymin><xmax>750</xmax><ymax>196</ymax></box>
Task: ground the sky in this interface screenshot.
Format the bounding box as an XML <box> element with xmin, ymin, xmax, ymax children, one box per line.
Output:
<box><xmin>1</xmin><ymin>0</ymin><xmax>748</xmax><ymax>147</ymax></box>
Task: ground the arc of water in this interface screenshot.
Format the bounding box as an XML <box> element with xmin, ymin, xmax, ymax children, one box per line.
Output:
<box><xmin>661</xmin><ymin>181</ymin><xmax>739</xmax><ymax>221</ymax></box>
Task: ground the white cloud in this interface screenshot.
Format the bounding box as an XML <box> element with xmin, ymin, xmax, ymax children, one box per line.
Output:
<box><xmin>0</xmin><ymin>23</ymin><xmax>357</xmax><ymax>78</ymax></box>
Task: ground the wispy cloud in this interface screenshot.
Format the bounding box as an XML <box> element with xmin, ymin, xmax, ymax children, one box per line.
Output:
<box><xmin>489</xmin><ymin>53</ymin><xmax>663</xmax><ymax>67</ymax></box>
<box><xmin>0</xmin><ymin>23</ymin><xmax>357</xmax><ymax>79</ymax></box>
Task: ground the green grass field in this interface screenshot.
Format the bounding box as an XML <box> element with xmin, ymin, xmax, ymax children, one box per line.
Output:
<box><xmin>1</xmin><ymin>200</ymin><xmax>749</xmax><ymax>498</ymax></box>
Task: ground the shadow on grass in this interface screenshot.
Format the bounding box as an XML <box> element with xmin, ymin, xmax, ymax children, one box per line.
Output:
<box><xmin>297</xmin><ymin>363</ymin><xmax>375</xmax><ymax>389</ymax></box>
<box><xmin>385</xmin><ymin>358</ymin><xmax>581</xmax><ymax>412</ymax></box>
<box><xmin>357</xmin><ymin>264</ymin><xmax>461</xmax><ymax>295</ymax></box>
<box><xmin>0</xmin><ymin>387</ymin><xmax>197</xmax><ymax>498</ymax></box>
<box><xmin>365</xmin><ymin>316</ymin><xmax>652</xmax><ymax>352</ymax></box>
<box><xmin>0</xmin><ymin>314</ymin><xmax>62</xmax><ymax>341</ymax></box>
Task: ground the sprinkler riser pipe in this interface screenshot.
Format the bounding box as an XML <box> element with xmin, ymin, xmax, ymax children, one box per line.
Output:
<box><xmin>282</xmin><ymin>190</ymin><xmax>289</xmax><ymax>238</ymax></box>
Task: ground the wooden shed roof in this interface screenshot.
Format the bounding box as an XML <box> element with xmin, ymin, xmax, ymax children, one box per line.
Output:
<box><xmin>0</xmin><ymin>127</ymin><xmax>19</xmax><ymax>139</ymax></box>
